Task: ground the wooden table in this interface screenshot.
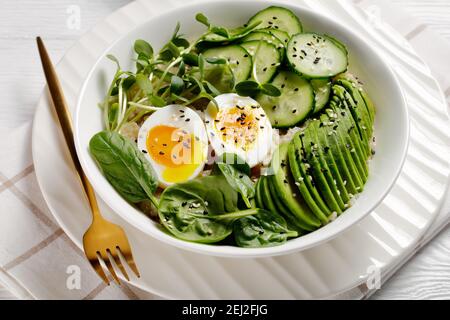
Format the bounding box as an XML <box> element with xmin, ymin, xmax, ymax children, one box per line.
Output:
<box><xmin>0</xmin><ymin>0</ymin><xmax>449</xmax><ymax>300</ymax></box>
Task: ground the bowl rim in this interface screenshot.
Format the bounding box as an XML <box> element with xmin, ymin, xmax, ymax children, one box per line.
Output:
<box><xmin>74</xmin><ymin>0</ymin><xmax>410</xmax><ymax>258</ymax></box>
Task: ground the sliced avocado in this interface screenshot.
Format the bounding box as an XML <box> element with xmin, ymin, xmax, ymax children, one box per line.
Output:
<box><xmin>263</xmin><ymin>176</ymin><xmax>307</xmax><ymax>234</ymax></box>
<box><xmin>360</xmin><ymin>89</ymin><xmax>376</xmax><ymax>124</ymax></box>
<box><xmin>309</xmin><ymin>119</ymin><xmax>347</xmax><ymax>210</ymax></box>
<box><xmin>318</xmin><ymin>113</ymin><xmax>358</xmax><ymax>196</ymax></box>
<box><xmin>334</xmin><ymin>75</ymin><xmax>376</xmax><ymax>123</ymax></box>
<box><xmin>332</xmin><ymin>85</ymin><xmax>371</xmax><ymax>157</ymax></box>
<box><xmin>291</xmin><ymin>133</ymin><xmax>331</xmax><ymax>220</ymax></box>
<box><xmin>288</xmin><ymin>140</ymin><xmax>330</xmax><ymax>222</ymax></box>
<box><xmin>255</xmin><ymin>178</ymin><xmax>265</xmax><ymax>209</ymax></box>
<box><xmin>328</xmin><ymin>98</ymin><xmax>369</xmax><ymax>182</ymax></box>
<box><xmin>314</xmin><ymin>115</ymin><xmax>350</xmax><ymax>205</ymax></box>
<box><xmin>337</xmin><ymin>79</ymin><xmax>374</xmax><ymax>131</ymax></box>
<box><xmin>270</xmin><ymin>143</ymin><xmax>322</xmax><ymax>230</ymax></box>
<box><xmin>324</xmin><ymin>102</ymin><xmax>366</xmax><ymax>192</ymax></box>
<box><xmin>301</xmin><ymin>126</ymin><xmax>342</xmax><ymax>215</ymax></box>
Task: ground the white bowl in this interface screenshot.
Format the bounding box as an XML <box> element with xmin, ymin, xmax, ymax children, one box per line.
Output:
<box><xmin>75</xmin><ymin>0</ymin><xmax>409</xmax><ymax>258</ymax></box>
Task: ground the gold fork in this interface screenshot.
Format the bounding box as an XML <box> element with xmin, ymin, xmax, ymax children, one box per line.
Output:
<box><xmin>37</xmin><ymin>36</ymin><xmax>140</xmax><ymax>285</ymax></box>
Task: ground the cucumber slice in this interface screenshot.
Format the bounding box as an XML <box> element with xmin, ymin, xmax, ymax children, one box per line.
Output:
<box><xmin>202</xmin><ymin>45</ymin><xmax>252</xmax><ymax>84</ymax></box>
<box><xmin>257</xmin><ymin>71</ymin><xmax>314</xmax><ymax>128</ymax></box>
<box><xmin>240</xmin><ymin>40</ymin><xmax>281</xmax><ymax>84</ymax></box>
<box><xmin>242</xmin><ymin>31</ymin><xmax>285</xmax><ymax>56</ymax></box>
<box><xmin>248</xmin><ymin>6</ymin><xmax>303</xmax><ymax>36</ymax></box>
<box><xmin>311</xmin><ymin>79</ymin><xmax>331</xmax><ymax>113</ymax></box>
<box><xmin>287</xmin><ymin>33</ymin><xmax>348</xmax><ymax>78</ymax></box>
<box><xmin>270</xmin><ymin>143</ymin><xmax>321</xmax><ymax>230</ymax></box>
<box><xmin>260</xmin><ymin>28</ymin><xmax>290</xmax><ymax>46</ymax></box>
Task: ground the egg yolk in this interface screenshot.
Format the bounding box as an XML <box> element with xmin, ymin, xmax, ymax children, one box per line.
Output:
<box><xmin>146</xmin><ymin>125</ymin><xmax>204</xmax><ymax>184</ymax></box>
<box><xmin>214</xmin><ymin>106</ymin><xmax>260</xmax><ymax>151</ymax></box>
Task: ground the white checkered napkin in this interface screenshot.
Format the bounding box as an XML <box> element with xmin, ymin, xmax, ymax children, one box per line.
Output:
<box><xmin>0</xmin><ymin>124</ymin><xmax>146</xmax><ymax>300</ymax></box>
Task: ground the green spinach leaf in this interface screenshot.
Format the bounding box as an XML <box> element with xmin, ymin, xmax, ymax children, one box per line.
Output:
<box><xmin>234</xmin><ymin>210</ymin><xmax>298</xmax><ymax>248</ymax></box>
<box><xmin>214</xmin><ymin>154</ymin><xmax>254</xmax><ymax>208</ymax></box>
<box><xmin>89</xmin><ymin>131</ymin><xmax>159</xmax><ymax>207</ymax></box>
<box><xmin>158</xmin><ymin>174</ymin><xmax>262</xmax><ymax>244</ymax></box>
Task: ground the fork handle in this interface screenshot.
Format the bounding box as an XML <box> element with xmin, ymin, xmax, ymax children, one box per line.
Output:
<box><xmin>37</xmin><ymin>37</ymin><xmax>102</xmax><ymax>220</ymax></box>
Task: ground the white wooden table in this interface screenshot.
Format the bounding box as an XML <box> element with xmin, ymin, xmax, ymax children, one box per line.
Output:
<box><xmin>0</xmin><ymin>0</ymin><xmax>449</xmax><ymax>300</ymax></box>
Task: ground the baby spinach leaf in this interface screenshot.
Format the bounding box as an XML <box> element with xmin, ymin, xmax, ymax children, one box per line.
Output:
<box><xmin>158</xmin><ymin>174</ymin><xmax>262</xmax><ymax>243</ymax></box>
<box><xmin>215</xmin><ymin>162</ymin><xmax>255</xmax><ymax>209</ymax></box>
<box><xmin>89</xmin><ymin>131</ymin><xmax>159</xmax><ymax>207</ymax></box>
<box><xmin>234</xmin><ymin>210</ymin><xmax>299</xmax><ymax>248</ymax></box>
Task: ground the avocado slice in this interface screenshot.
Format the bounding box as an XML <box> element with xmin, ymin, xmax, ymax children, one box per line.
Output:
<box><xmin>270</xmin><ymin>143</ymin><xmax>322</xmax><ymax>230</ymax></box>
<box><xmin>325</xmin><ymin>101</ymin><xmax>366</xmax><ymax>192</ymax></box>
<box><xmin>309</xmin><ymin>119</ymin><xmax>347</xmax><ymax>211</ymax></box>
<box><xmin>288</xmin><ymin>139</ymin><xmax>330</xmax><ymax>223</ymax></box>
<box><xmin>332</xmin><ymin>85</ymin><xmax>371</xmax><ymax>157</ymax></box>
<box><xmin>255</xmin><ymin>178</ymin><xmax>265</xmax><ymax>209</ymax></box>
<box><xmin>336</xmin><ymin>77</ymin><xmax>375</xmax><ymax>126</ymax></box>
<box><xmin>301</xmin><ymin>126</ymin><xmax>342</xmax><ymax>215</ymax></box>
<box><xmin>263</xmin><ymin>176</ymin><xmax>308</xmax><ymax>234</ymax></box>
<box><xmin>314</xmin><ymin>115</ymin><xmax>351</xmax><ymax>205</ymax></box>
<box><xmin>317</xmin><ymin>113</ymin><xmax>359</xmax><ymax>196</ymax></box>
<box><xmin>328</xmin><ymin>98</ymin><xmax>369</xmax><ymax>182</ymax></box>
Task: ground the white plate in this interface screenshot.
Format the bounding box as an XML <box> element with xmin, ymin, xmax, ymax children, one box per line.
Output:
<box><xmin>32</xmin><ymin>0</ymin><xmax>450</xmax><ymax>299</ymax></box>
<box><xmin>73</xmin><ymin>0</ymin><xmax>409</xmax><ymax>258</ymax></box>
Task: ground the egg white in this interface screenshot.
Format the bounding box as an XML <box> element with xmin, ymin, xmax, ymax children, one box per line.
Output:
<box><xmin>205</xmin><ymin>94</ymin><xmax>274</xmax><ymax>168</ymax></box>
<box><xmin>137</xmin><ymin>105</ymin><xmax>208</xmax><ymax>187</ymax></box>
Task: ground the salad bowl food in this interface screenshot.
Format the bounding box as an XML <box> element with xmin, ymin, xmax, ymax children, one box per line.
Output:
<box><xmin>75</xmin><ymin>1</ymin><xmax>409</xmax><ymax>258</ymax></box>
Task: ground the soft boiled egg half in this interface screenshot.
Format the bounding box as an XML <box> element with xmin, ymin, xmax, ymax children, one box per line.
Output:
<box><xmin>137</xmin><ymin>105</ymin><xmax>208</xmax><ymax>187</ymax></box>
<box><xmin>205</xmin><ymin>94</ymin><xmax>273</xmax><ymax>168</ymax></box>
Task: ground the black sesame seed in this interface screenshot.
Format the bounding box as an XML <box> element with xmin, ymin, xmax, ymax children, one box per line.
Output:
<box><xmin>244</xmin><ymin>54</ymin><xmax>249</xmax><ymax>58</ymax></box>
<box><xmin>159</xmin><ymin>151</ymin><xmax>165</xmax><ymax>155</ymax></box>
<box><xmin>179</xmin><ymin>110</ymin><xmax>185</xmax><ymax>113</ymax></box>
<box><xmin>185</xmin><ymin>118</ymin><xmax>191</xmax><ymax>122</ymax></box>
<box><xmin>142</xmin><ymin>150</ymin><xmax>148</xmax><ymax>154</ymax></box>
<box><xmin>273</xmin><ymin>16</ymin><xmax>277</xmax><ymax>19</ymax></box>
<box><xmin>294</xmin><ymin>88</ymin><xmax>299</xmax><ymax>92</ymax></box>
<box><xmin>272</xmin><ymin>106</ymin><xmax>277</xmax><ymax>110</ymax></box>
<box><xmin>292</xmin><ymin>109</ymin><xmax>297</xmax><ymax>114</ymax></box>
<box><xmin>263</xmin><ymin>67</ymin><xmax>268</xmax><ymax>72</ymax></box>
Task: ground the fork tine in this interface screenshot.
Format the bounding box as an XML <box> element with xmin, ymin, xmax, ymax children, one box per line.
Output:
<box><xmin>99</xmin><ymin>251</ymin><xmax>121</xmax><ymax>285</ymax></box>
<box><xmin>118</xmin><ymin>246</ymin><xmax>141</xmax><ymax>278</ymax></box>
<box><xmin>89</xmin><ymin>257</ymin><xmax>110</xmax><ymax>286</ymax></box>
<box><xmin>108</xmin><ymin>248</ymin><xmax>129</xmax><ymax>281</ymax></box>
